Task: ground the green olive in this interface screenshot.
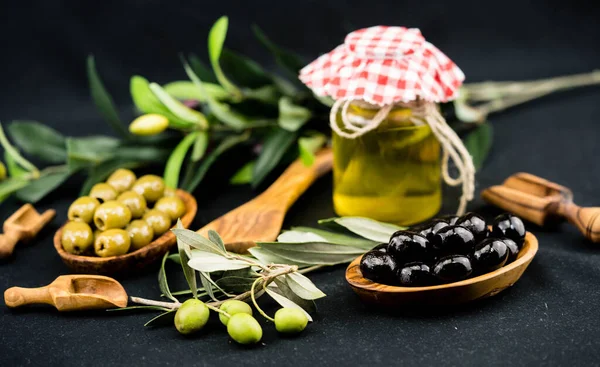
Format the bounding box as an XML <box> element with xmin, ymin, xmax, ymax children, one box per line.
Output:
<box><xmin>106</xmin><ymin>169</ymin><xmax>137</xmax><ymax>193</ymax></box>
<box><xmin>274</xmin><ymin>307</ymin><xmax>308</xmax><ymax>334</ymax></box>
<box><xmin>126</xmin><ymin>220</ymin><xmax>154</xmax><ymax>251</ymax></box>
<box><xmin>131</xmin><ymin>175</ymin><xmax>165</xmax><ymax>202</ymax></box>
<box><xmin>117</xmin><ymin>191</ymin><xmax>147</xmax><ymax>219</ymax></box>
<box><xmin>174</xmin><ymin>299</ymin><xmax>210</xmax><ymax>335</ymax></box>
<box><xmin>142</xmin><ymin>209</ymin><xmax>171</xmax><ymax>236</ymax></box>
<box><xmin>67</xmin><ymin>196</ymin><xmax>100</xmax><ymax>223</ymax></box>
<box><xmin>61</xmin><ymin>221</ymin><xmax>94</xmax><ymax>255</ymax></box>
<box><xmin>154</xmin><ymin>196</ymin><xmax>186</xmax><ymax>221</ymax></box>
<box><xmin>163</xmin><ymin>187</ymin><xmax>176</xmax><ymax>197</ymax></box>
<box><xmin>89</xmin><ymin>183</ymin><xmax>118</xmax><ymax>203</ymax></box>
<box><xmin>93</xmin><ymin>201</ymin><xmax>132</xmax><ymax>231</ymax></box>
<box><xmin>94</xmin><ymin>229</ymin><xmax>131</xmax><ymax>257</ymax></box>
<box><xmin>129</xmin><ymin>114</ymin><xmax>169</xmax><ymax>136</ymax></box>
<box><xmin>0</xmin><ymin>161</ymin><xmax>6</xmax><ymax>181</ymax></box>
<box><xmin>227</xmin><ymin>313</ymin><xmax>262</xmax><ymax>345</ymax></box>
<box><xmin>219</xmin><ymin>300</ymin><xmax>253</xmax><ymax>326</ymax></box>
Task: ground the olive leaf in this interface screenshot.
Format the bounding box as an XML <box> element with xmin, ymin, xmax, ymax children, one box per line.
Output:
<box><xmin>149</xmin><ymin>83</ymin><xmax>207</xmax><ymax>129</ymax></box>
<box><xmin>230</xmin><ymin>160</ymin><xmax>255</xmax><ymax>185</ymax></box>
<box><xmin>252</xmin><ymin>25</ymin><xmax>306</xmax><ymax>80</ymax></box>
<box><xmin>171</xmin><ymin>228</ymin><xmax>224</xmax><ymax>255</ymax></box>
<box><xmin>188</xmin><ymin>252</ymin><xmax>250</xmax><ymax>272</ymax></box>
<box><xmin>214</xmin><ymin>269</ymin><xmax>257</xmax><ymax>294</ymax></box>
<box><xmin>252</xmin><ymin>128</ymin><xmax>297</xmax><ymax>187</ymax></box>
<box><xmin>272</xmin><ymin>278</ymin><xmax>316</xmax><ymax>313</ymax></box>
<box><xmin>0</xmin><ymin>123</ymin><xmax>37</xmax><ymax>174</ymax></box>
<box><xmin>176</xmin><ymin>220</ymin><xmax>197</xmax><ymax>299</ymax></box>
<box><xmin>208</xmin><ymin>230</ymin><xmax>227</xmax><ymax>252</ymax></box>
<box><xmin>288</xmin><ymin>227</ymin><xmax>377</xmax><ymax>249</ymax></box>
<box><xmin>163</xmin><ymin>81</ymin><xmax>229</xmax><ymax>102</ymax></box>
<box><xmin>298</xmin><ymin>132</ymin><xmax>326</xmax><ymax>166</ymax></box>
<box><xmin>200</xmin><ymin>272</ymin><xmax>218</xmax><ymax>302</ymax></box>
<box><xmin>7</xmin><ymin>121</ymin><xmax>67</xmax><ymax>163</ymax></box>
<box><xmin>183</xmin><ymin>59</ymin><xmax>248</xmax><ymax>130</ymax></box>
<box><xmin>16</xmin><ymin>168</ymin><xmax>73</xmax><ymax>203</ymax></box>
<box><xmin>256</xmin><ymin>242</ymin><xmax>364</xmax><ymax>265</ymax></box>
<box><xmin>108</xmin><ymin>305</ymin><xmax>171</xmax><ymax>312</ymax></box>
<box><xmin>168</xmin><ymin>253</ymin><xmax>182</xmax><ymax>265</ymax></box>
<box><xmin>464</xmin><ymin>122</ymin><xmax>493</xmax><ymax>170</ymax></box>
<box><xmin>66</xmin><ymin>136</ymin><xmax>120</xmax><ymax>171</ymax></box>
<box><xmin>164</xmin><ymin>132</ymin><xmax>199</xmax><ymax>189</ymax></box>
<box><xmin>158</xmin><ymin>252</ymin><xmax>177</xmax><ymax>302</ymax></box>
<box><xmin>191</xmin><ymin>131</ymin><xmax>208</xmax><ymax>162</ymax></box>
<box><xmin>0</xmin><ymin>178</ymin><xmax>29</xmax><ymax>203</ymax></box>
<box><xmin>247</xmin><ymin>247</ymin><xmax>312</xmax><ymax>267</ymax></box>
<box><xmin>4</xmin><ymin>151</ymin><xmax>29</xmax><ymax>179</ymax></box>
<box><xmin>87</xmin><ymin>55</ymin><xmax>130</xmax><ymax>138</ymax></box>
<box><xmin>318</xmin><ymin>217</ymin><xmax>405</xmax><ymax>243</ymax></box>
<box><xmin>285</xmin><ymin>272</ymin><xmax>326</xmax><ymax>300</ymax></box>
<box><xmin>208</xmin><ymin>16</ymin><xmax>242</xmax><ymax>98</ymax></box>
<box><xmin>144</xmin><ymin>309</ymin><xmax>177</xmax><ymax>327</ymax></box>
<box><xmin>265</xmin><ymin>286</ymin><xmax>313</xmax><ymax>322</ymax></box>
<box><xmin>130</xmin><ymin>76</ymin><xmax>191</xmax><ymax>128</ymax></box>
<box><xmin>278</xmin><ymin>97</ymin><xmax>312</xmax><ymax>132</ymax></box>
<box><xmin>188</xmin><ymin>54</ymin><xmax>218</xmax><ymax>84</ymax></box>
<box><xmin>244</xmin><ymin>85</ymin><xmax>280</xmax><ymax>104</ymax></box>
<box><xmin>277</xmin><ymin>231</ymin><xmax>329</xmax><ymax>243</ymax></box>
<box><xmin>220</xmin><ymin>48</ymin><xmax>273</xmax><ymax>89</ymax></box>
<box><xmin>181</xmin><ymin>131</ymin><xmax>250</xmax><ymax>193</ymax></box>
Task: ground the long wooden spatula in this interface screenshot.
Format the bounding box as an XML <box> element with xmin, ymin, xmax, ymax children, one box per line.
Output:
<box><xmin>197</xmin><ymin>147</ymin><xmax>334</xmax><ymax>253</ymax></box>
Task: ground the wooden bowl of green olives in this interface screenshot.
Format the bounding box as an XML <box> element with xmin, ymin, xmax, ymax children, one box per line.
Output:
<box><xmin>345</xmin><ymin>213</ymin><xmax>538</xmax><ymax>307</ymax></box>
<box><xmin>53</xmin><ymin>169</ymin><xmax>197</xmax><ymax>276</ymax></box>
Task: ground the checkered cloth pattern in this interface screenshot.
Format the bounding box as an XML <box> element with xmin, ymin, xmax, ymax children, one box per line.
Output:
<box><xmin>299</xmin><ymin>26</ymin><xmax>465</xmax><ymax>106</ymax></box>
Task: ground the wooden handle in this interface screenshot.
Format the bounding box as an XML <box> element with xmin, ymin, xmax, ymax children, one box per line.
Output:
<box><xmin>555</xmin><ymin>202</ymin><xmax>600</xmax><ymax>243</ymax></box>
<box><xmin>0</xmin><ymin>232</ymin><xmax>21</xmax><ymax>259</ymax></box>
<box><xmin>4</xmin><ymin>286</ymin><xmax>54</xmax><ymax>308</ymax></box>
<box><xmin>256</xmin><ymin>147</ymin><xmax>333</xmax><ymax>210</ymax></box>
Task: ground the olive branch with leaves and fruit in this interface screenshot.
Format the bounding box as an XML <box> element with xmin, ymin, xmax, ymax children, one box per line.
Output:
<box><xmin>1</xmin><ymin>16</ymin><xmax>596</xmax><ymax>206</ymax></box>
<box><xmin>111</xmin><ymin>217</ymin><xmax>403</xmax><ymax>342</ymax></box>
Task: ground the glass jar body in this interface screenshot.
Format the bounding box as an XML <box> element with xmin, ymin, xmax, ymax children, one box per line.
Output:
<box><xmin>332</xmin><ymin>103</ymin><xmax>441</xmax><ymax>225</ymax></box>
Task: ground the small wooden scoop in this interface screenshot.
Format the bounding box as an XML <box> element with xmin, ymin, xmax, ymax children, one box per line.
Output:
<box><xmin>197</xmin><ymin>147</ymin><xmax>334</xmax><ymax>254</ymax></box>
<box><xmin>0</xmin><ymin>204</ymin><xmax>56</xmax><ymax>259</ymax></box>
<box><xmin>4</xmin><ymin>275</ymin><xmax>128</xmax><ymax>311</ymax></box>
<box><xmin>482</xmin><ymin>172</ymin><xmax>600</xmax><ymax>242</ymax></box>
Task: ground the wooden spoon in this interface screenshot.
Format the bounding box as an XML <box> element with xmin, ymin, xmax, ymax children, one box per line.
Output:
<box><xmin>4</xmin><ymin>275</ymin><xmax>128</xmax><ymax>311</ymax></box>
<box><xmin>482</xmin><ymin>172</ymin><xmax>600</xmax><ymax>242</ymax></box>
<box><xmin>346</xmin><ymin>231</ymin><xmax>538</xmax><ymax>307</ymax></box>
<box><xmin>0</xmin><ymin>204</ymin><xmax>56</xmax><ymax>259</ymax></box>
<box><xmin>197</xmin><ymin>147</ymin><xmax>334</xmax><ymax>254</ymax></box>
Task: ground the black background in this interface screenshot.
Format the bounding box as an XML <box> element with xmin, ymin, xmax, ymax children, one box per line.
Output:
<box><xmin>1</xmin><ymin>0</ymin><xmax>600</xmax><ymax>366</ymax></box>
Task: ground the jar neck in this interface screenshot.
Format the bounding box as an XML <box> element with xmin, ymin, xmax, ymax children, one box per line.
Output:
<box><xmin>345</xmin><ymin>100</ymin><xmax>431</xmax><ymax>128</ymax></box>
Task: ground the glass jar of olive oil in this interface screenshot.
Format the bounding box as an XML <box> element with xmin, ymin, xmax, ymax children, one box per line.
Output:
<box><xmin>332</xmin><ymin>102</ymin><xmax>441</xmax><ymax>225</ymax></box>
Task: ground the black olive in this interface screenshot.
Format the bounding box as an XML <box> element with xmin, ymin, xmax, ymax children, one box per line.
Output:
<box><xmin>502</xmin><ymin>238</ymin><xmax>520</xmax><ymax>264</ymax></box>
<box><xmin>471</xmin><ymin>238</ymin><xmax>509</xmax><ymax>274</ymax></box>
<box><xmin>360</xmin><ymin>251</ymin><xmax>398</xmax><ymax>285</ymax></box>
<box><xmin>432</xmin><ymin>225</ymin><xmax>476</xmax><ymax>255</ymax></box>
<box><xmin>491</xmin><ymin>214</ymin><xmax>526</xmax><ymax>246</ymax></box>
<box><xmin>456</xmin><ymin>212</ymin><xmax>489</xmax><ymax>242</ymax></box>
<box><xmin>397</xmin><ymin>262</ymin><xmax>434</xmax><ymax>287</ymax></box>
<box><xmin>388</xmin><ymin>231</ymin><xmax>430</xmax><ymax>265</ymax></box>
<box><xmin>416</xmin><ymin>219</ymin><xmax>450</xmax><ymax>243</ymax></box>
<box><xmin>439</xmin><ymin>215</ymin><xmax>459</xmax><ymax>225</ymax></box>
<box><xmin>433</xmin><ymin>255</ymin><xmax>473</xmax><ymax>283</ymax></box>
<box><xmin>372</xmin><ymin>243</ymin><xmax>388</xmax><ymax>253</ymax></box>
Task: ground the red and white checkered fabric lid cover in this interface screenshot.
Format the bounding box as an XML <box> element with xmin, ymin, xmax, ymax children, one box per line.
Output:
<box><xmin>299</xmin><ymin>26</ymin><xmax>465</xmax><ymax>105</ymax></box>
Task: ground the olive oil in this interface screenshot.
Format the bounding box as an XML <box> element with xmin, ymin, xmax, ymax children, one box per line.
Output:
<box><xmin>332</xmin><ymin>105</ymin><xmax>441</xmax><ymax>225</ymax></box>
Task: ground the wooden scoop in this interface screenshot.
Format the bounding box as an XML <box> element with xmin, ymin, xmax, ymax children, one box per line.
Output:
<box><xmin>4</xmin><ymin>275</ymin><xmax>128</xmax><ymax>311</ymax></box>
<box><xmin>482</xmin><ymin>172</ymin><xmax>600</xmax><ymax>242</ymax></box>
<box><xmin>197</xmin><ymin>147</ymin><xmax>334</xmax><ymax>254</ymax></box>
<box><xmin>0</xmin><ymin>204</ymin><xmax>56</xmax><ymax>259</ymax></box>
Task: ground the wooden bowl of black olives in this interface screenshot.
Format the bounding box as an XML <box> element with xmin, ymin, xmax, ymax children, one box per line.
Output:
<box><xmin>53</xmin><ymin>169</ymin><xmax>197</xmax><ymax>276</ymax></box>
<box><xmin>345</xmin><ymin>213</ymin><xmax>538</xmax><ymax>307</ymax></box>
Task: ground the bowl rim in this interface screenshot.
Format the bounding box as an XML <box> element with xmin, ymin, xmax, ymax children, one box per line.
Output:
<box><xmin>346</xmin><ymin>231</ymin><xmax>538</xmax><ymax>293</ymax></box>
<box><xmin>54</xmin><ymin>189</ymin><xmax>197</xmax><ymax>263</ymax></box>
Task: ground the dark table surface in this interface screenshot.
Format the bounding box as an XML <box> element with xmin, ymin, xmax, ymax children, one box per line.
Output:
<box><xmin>1</xmin><ymin>0</ymin><xmax>600</xmax><ymax>366</ymax></box>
